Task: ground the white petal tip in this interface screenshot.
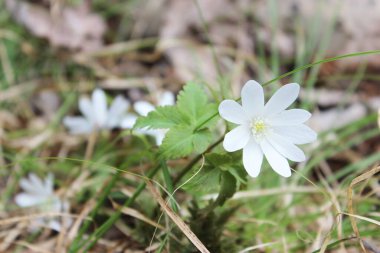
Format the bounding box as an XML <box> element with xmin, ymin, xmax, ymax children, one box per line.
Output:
<box><xmin>283</xmin><ymin>83</ymin><xmax>300</xmax><ymax>96</ymax></box>
<box><xmin>222</xmin><ymin>140</ymin><xmax>235</xmax><ymax>152</ymax></box>
<box><xmin>276</xmin><ymin>168</ymin><xmax>292</xmax><ymax>177</ymax></box>
<box><xmin>244</xmin><ymin>80</ymin><xmax>262</xmax><ymax>89</ymax></box>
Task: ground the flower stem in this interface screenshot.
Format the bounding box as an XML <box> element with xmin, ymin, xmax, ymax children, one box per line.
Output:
<box><xmin>194</xmin><ymin>50</ymin><xmax>380</xmax><ymax>132</ymax></box>
<box><xmin>173</xmin><ymin>136</ymin><xmax>224</xmax><ymax>186</ymax></box>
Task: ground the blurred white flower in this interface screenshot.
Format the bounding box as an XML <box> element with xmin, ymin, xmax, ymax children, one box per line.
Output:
<box><xmin>134</xmin><ymin>91</ymin><xmax>175</xmax><ymax>145</ymax></box>
<box><xmin>15</xmin><ymin>173</ymin><xmax>71</xmax><ymax>231</ymax></box>
<box><xmin>63</xmin><ymin>89</ymin><xmax>137</xmax><ymax>134</ymax></box>
<box><xmin>219</xmin><ymin>80</ymin><xmax>317</xmax><ymax>178</ymax></box>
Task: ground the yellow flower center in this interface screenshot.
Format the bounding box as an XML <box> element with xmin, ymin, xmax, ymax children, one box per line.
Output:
<box><xmin>251</xmin><ymin>119</ymin><xmax>269</xmax><ymax>141</ymax></box>
<box><xmin>253</xmin><ymin>120</ymin><xmax>265</xmax><ymax>133</ymax></box>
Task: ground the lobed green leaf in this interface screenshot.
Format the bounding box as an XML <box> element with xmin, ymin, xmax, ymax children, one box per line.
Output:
<box><xmin>159</xmin><ymin>126</ymin><xmax>212</xmax><ymax>159</ymax></box>
<box><xmin>176</xmin><ymin>82</ymin><xmax>209</xmax><ymax>124</ymax></box>
<box><xmin>134</xmin><ymin>106</ymin><xmax>188</xmax><ymax>129</ymax></box>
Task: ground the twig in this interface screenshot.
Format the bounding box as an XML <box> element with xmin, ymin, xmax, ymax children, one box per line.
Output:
<box><xmin>146</xmin><ymin>181</ymin><xmax>210</xmax><ymax>253</ymax></box>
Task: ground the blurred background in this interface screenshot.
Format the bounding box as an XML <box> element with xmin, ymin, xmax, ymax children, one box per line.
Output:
<box><xmin>1</xmin><ymin>0</ymin><xmax>380</xmax><ymax>252</ymax></box>
<box><xmin>2</xmin><ymin>0</ymin><xmax>380</xmax><ymax>131</ymax></box>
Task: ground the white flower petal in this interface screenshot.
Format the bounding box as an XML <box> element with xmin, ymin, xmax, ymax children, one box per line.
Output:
<box><xmin>223</xmin><ymin>125</ymin><xmax>251</xmax><ymax>152</ymax></box>
<box><xmin>266</xmin><ymin>133</ymin><xmax>306</xmax><ymax>162</ymax></box>
<box><xmin>264</xmin><ymin>83</ymin><xmax>300</xmax><ymax>115</ymax></box>
<box><xmin>141</xmin><ymin>129</ymin><xmax>168</xmax><ymax>146</ymax></box>
<box><xmin>268</xmin><ymin>109</ymin><xmax>311</xmax><ymax>126</ymax></box>
<box><xmin>134</xmin><ymin>101</ymin><xmax>155</xmax><ymax>117</ymax></box>
<box><xmin>153</xmin><ymin>129</ymin><xmax>167</xmax><ymax>146</ymax></box>
<box><xmin>15</xmin><ymin>193</ymin><xmax>45</xmax><ymax>207</ymax></box>
<box><xmin>92</xmin><ymin>89</ymin><xmax>108</xmax><ymax>127</ymax></box>
<box><xmin>242</xmin><ymin>139</ymin><xmax>263</xmax><ymax>177</ymax></box>
<box><xmin>159</xmin><ymin>91</ymin><xmax>175</xmax><ymax>106</ymax></box>
<box><xmin>48</xmin><ymin>219</ymin><xmax>62</xmax><ymax>231</ymax></box>
<box><xmin>49</xmin><ymin>197</ymin><xmax>63</xmax><ymax>212</ymax></box>
<box><xmin>108</xmin><ymin>95</ymin><xmax>130</xmax><ymax>118</ymax></box>
<box><xmin>19</xmin><ymin>178</ymin><xmax>41</xmax><ymax>195</ymax></box>
<box><xmin>63</xmin><ymin>116</ymin><xmax>94</xmax><ymax>134</ymax></box>
<box><xmin>219</xmin><ymin>100</ymin><xmax>250</xmax><ymax>125</ymax></box>
<box><xmin>107</xmin><ymin>96</ymin><xmax>130</xmax><ymax>128</ymax></box>
<box><xmin>273</xmin><ymin>124</ymin><xmax>317</xmax><ymax>144</ymax></box>
<box><xmin>121</xmin><ymin>114</ymin><xmax>138</xmax><ymax>129</ymax></box>
<box><xmin>29</xmin><ymin>174</ymin><xmax>47</xmax><ymax>193</ymax></box>
<box><xmin>45</xmin><ymin>173</ymin><xmax>54</xmax><ymax>195</ymax></box>
<box><xmin>261</xmin><ymin>139</ymin><xmax>291</xmax><ymax>177</ymax></box>
<box><xmin>241</xmin><ymin>80</ymin><xmax>264</xmax><ymax>118</ymax></box>
<box><xmin>79</xmin><ymin>97</ymin><xmax>95</xmax><ymax>123</ymax></box>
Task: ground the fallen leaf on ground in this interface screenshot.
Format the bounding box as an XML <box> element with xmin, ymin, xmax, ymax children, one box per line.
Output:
<box><xmin>5</xmin><ymin>0</ymin><xmax>106</xmax><ymax>51</ymax></box>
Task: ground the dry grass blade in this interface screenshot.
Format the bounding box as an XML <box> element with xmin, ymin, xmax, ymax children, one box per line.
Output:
<box><xmin>68</xmin><ymin>199</ymin><xmax>96</xmax><ymax>240</ymax></box>
<box><xmin>146</xmin><ymin>181</ymin><xmax>210</xmax><ymax>253</ymax></box>
<box><xmin>237</xmin><ymin>241</ymin><xmax>279</xmax><ymax>253</ymax></box>
<box><xmin>0</xmin><ymin>212</ymin><xmax>74</xmax><ymax>226</ymax></box>
<box><xmin>347</xmin><ymin>165</ymin><xmax>380</xmax><ymax>253</ymax></box>
<box><xmin>341</xmin><ymin>212</ymin><xmax>380</xmax><ymax>226</ymax></box>
<box><xmin>13</xmin><ymin>241</ymin><xmax>51</xmax><ymax>253</ymax></box>
<box><xmin>111</xmin><ymin>201</ymin><xmax>165</xmax><ymax>230</ymax></box>
<box><xmin>0</xmin><ymin>80</ymin><xmax>38</xmax><ymax>101</ymax></box>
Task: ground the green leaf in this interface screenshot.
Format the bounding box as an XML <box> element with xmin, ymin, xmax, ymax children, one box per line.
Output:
<box><xmin>134</xmin><ymin>106</ymin><xmax>188</xmax><ymax>129</ymax></box>
<box><xmin>195</xmin><ymin>103</ymin><xmax>218</xmax><ymax>127</ymax></box>
<box><xmin>177</xmin><ymin>82</ymin><xmax>209</xmax><ymax>124</ymax></box>
<box><xmin>182</xmin><ymin>165</ymin><xmax>221</xmax><ymax>193</ymax></box>
<box><xmin>205</xmin><ymin>153</ymin><xmax>233</xmax><ymax>167</ymax></box>
<box><xmin>214</xmin><ymin>172</ymin><xmax>237</xmax><ymax>206</ymax></box>
<box><xmin>159</xmin><ymin>126</ymin><xmax>212</xmax><ymax>159</ymax></box>
<box><xmin>134</xmin><ymin>81</ymin><xmax>218</xmax><ymax>159</ymax></box>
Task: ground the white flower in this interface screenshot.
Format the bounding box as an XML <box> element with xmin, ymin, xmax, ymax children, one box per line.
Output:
<box><xmin>15</xmin><ymin>173</ymin><xmax>71</xmax><ymax>231</ymax></box>
<box><xmin>218</xmin><ymin>80</ymin><xmax>317</xmax><ymax>178</ymax></box>
<box><xmin>133</xmin><ymin>91</ymin><xmax>175</xmax><ymax>145</ymax></box>
<box><xmin>63</xmin><ymin>89</ymin><xmax>137</xmax><ymax>134</ymax></box>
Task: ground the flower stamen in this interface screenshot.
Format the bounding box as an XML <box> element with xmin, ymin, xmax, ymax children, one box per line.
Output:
<box><xmin>251</xmin><ymin>119</ymin><xmax>268</xmax><ymax>141</ymax></box>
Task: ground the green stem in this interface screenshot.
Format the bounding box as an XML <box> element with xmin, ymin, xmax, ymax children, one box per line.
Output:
<box><xmin>194</xmin><ymin>49</ymin><xmax>380</xmax><ymax>132</ymax></box>
<box><xmin>161</xmin><ymin>161</ymin><xmax>178</xmax><ymax>213</ymax></box>
<box><xmin>70</xmin><ymin>170</ymin><xmax>121</xmax><ymax>248</ymax></box>
<box><xmin>69</xmin><ymin>164</ymin><xmax>161</xmax><ymax>253</ymax></box>
<box><xmin>173</xmin><ymin>136</ymin><xmax>223</xmax><ymax>186</ymax></box>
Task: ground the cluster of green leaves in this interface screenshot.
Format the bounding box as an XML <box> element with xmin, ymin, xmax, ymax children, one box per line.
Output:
<box><xmin>188</xmin><ymin>200</ymin><xmax>240</xmax><ymax>253</ymax></box>
<box><xmin>184</xmin><ymin>153</ymin><xmax>246</xmax><ymax>205</ymax></box>
<box><xmin>135</xmin><ymin>82</ymin><xmax>218</xmax><ymax>159</ymax></box>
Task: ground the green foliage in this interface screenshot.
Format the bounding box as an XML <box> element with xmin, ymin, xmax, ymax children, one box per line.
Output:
<box><xmin>183</xmin><ymin>152</ymin><xmax>246</xmax><ymax>195</ymax></box>
<box><xmin>134</xmin><ymin>106</ymin><xmax>188</xmax><ymax>129</ymax></box>
<box><xmin>188</xmin><ymin>200</ymin><xmax>239</xmax><ymax>253</ymax></box>
<box><xmin>135</xmin><ymin>82</ymin><xmax>218</xmax><ymax>159</ymax></box>
<box><xmin>183</xmin><ymin>164</ymin><xmax>221</xmax><ymax>193</ymax></box>
<box><xmin>214</xmin><ymin>172</ymin><xmax>237</xmax><ymax>206</ymax></box>
<box><xmin>160</xmin><ymin>126</ymin><xmax>212</xmax><ymax>159</ymax></box>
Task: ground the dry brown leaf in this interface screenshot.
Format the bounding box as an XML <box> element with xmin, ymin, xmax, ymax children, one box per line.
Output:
<box><xmin>158</xmin><ymin>0</ymin><xmax>252</xmax><ymax>85</ymax></box>
<box><xmin>5</xmin><ymin>0</ymin><xmax>106</xmax><ymax>51</ymax></box>
<box><xmin>300</xmin><ymin>89</ymin><xmax>358</xmax><ymax>107</ymax></box>
<box><xmin>309</xmin><ymin>103</ymin><xmax>366</xmax><ymax>132</ymax></box>
<box><xmin>253</xmin><ymin>0</ymin><xmax>380</xmax><ymax>68</ymax></box>
<box><xmin>32</xmin><ymin>90</ymin><xmax>60</xmax><ymax>119</ymax></box>
<box><xmin>8</xmin><ymin>129</ymin><xmax>53</xmax><ymax>150</ymax></box>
